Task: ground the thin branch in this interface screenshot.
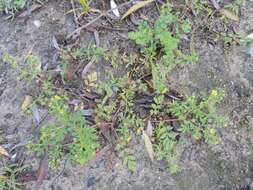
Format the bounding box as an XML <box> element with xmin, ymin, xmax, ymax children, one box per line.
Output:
<box><xmin>67</xmin><ymin>0</ymin><xmax>136</xmax><ymax>39</ymax></box>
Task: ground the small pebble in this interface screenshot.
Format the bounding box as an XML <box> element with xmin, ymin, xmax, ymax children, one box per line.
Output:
<box><xmin>33</xmin><ymin>20</ymin><xmax>41</xmax><ymax>28</ymax></box>
<box><xmin>87</xmin><ymin>176</ymin><xmax>96</xmax><ymax>188</ymax></box>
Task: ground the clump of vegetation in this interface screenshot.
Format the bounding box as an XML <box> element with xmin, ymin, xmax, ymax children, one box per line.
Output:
<box><xmin>79</xmin><ymin>0</ymin><xmax>89</xmax><ymax>13</ymax></box>
<box><xmin>155</xmin><ymin>89</ymin><xmax>226</xmax><ymax>173</ymax></box>
<box><xmin>2</xmin><ymin>2</ymin><xmax>227</xmax><ymax>174</ymax></box>
<box><xmin>3</xmin><ymin>53</ymin><xmax>42</xmax><ymax>84</ymax></box>
<box><xmin>0</xmin><ymin>0</ymin><xmax>26</xmax><ymax>14</ymax></box>
<box><xmin>28</xmin><ymin>94</ymin><xmax>99</xmax><ymax>168</ymax></box>
<box><xmin>0</xmin><ymin>164</ymin><xmax>27</xmax><ymax>190</ymax></box>
<box><xmin>129</xmin><ymin>3</ymin><xmax>197</xmax><ymax>93</ymax></box>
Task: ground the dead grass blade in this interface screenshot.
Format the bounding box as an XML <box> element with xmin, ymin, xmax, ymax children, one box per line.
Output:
<box><xmin>220</xmin><ymin>9</ymin><xmax>240</xmax><ymax>21</ymax></box>
<box><xmin>0</xmin><ymin>146</ymin><xmax>9</xmax><ymax>157</ymax></box>
<box><xmin>142</xmin><ymin>131</ymin><xmax>154</xmax><ymax>162</ymax></box>
<box><xmin>121</xmin><ymin>0</ymin><xmax>154</xmax><ymax>20</ymax></box>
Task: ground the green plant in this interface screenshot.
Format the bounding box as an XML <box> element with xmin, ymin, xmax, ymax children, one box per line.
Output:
<box><xmin>187</xmin><ymin>0</ymin><xmax>212</xmax><ymax>16</ymax></box>
<box><xmin>224</xmin><ymin>0</ymin><xmax>246</xmax><ymax>16</ymax></box>
<box><xmin>151</xmin><ymin>94</ymin><xmax>165</xmax><ymax>116</ymax></box>
<box><xmin>129</xmin><ymin>3</ymin><xmax>197</xmax><ymax>93</ymax></box>
<box><xmin>3</xmin><ymin>53</ymin><xmax>41</xmax><ymax>84</ymax></box>
<box><xmin>59</xmin><ymin>45</ymin><xmax>106</xmax><ymax>81</ymax></box>
<box><xmin>0</xmin><ymin>0</ymin><xmax>26</xmax><ymax>14</ymax></box>
<box><xmin>0</xmin><ymin>164</ymin><xmax>27</xmax><ymax>190</ymax></box>
<box><xmin>153</xmin><ymin>89</ymin><xmax>227</xmax><ymax>173</ymax></box>
<box><xmin>79</xmin><ymin>0</ymin><xmax>89</xmax><ymax>13</ymax></box>
<box><xmin>116</xmin><ymin>115</ymin><xmax>137</xmax><ymax>172</ymax></box>
<box><xmin>29</xmin><ymin>94</ymin><xmax>100</xmax><ymax>168</ymax></box>
<box><xmin>4</xmin><ymin>1</ymin><xmax>228</xmax><ymax>175</ymax></box>
<box><xmin>154</xmin><ymin>122</ymin><xmax>181</xmax><ymax>173</ymax></box>
<box><xmin>169</xmin><ymin>89</ymin><xmax>226</xmax><ymax>144</ymax></box>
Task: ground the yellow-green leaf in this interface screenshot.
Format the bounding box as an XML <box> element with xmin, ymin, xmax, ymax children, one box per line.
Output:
<box><xmin>88</xmin><ymin>72</ymin><xmax>97</xmax><ymax>83</ymax></box>
<box><xmin>220</xmin><ymin>9</ymin><xmax>239</xmax><ymax>21</ymax></box>
<box><xmin>121</xmin><ymin>0</ymin><xmax>154</xmax><ymax>20</ymax></box>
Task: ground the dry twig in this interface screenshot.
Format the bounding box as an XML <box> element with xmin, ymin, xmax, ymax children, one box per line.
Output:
<box><xmin>67</xmin><ymin>0</ymin><xmax>136</xmax><ymax>39</ymax></box>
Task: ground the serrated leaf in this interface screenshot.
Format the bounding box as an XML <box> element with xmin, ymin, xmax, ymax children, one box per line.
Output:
<box><xmin>0</xmin><ymin>146</ymin><xmax>9</xmax><ymax>157</ymax></box>
<box><xmin>220</xmin><ymin>9</ymin><xmax>239</xmax><ymax>21</ymax></box>
<box><xmin>142</xmin><ymin>131</ymin><xmax>154</xmax><ymax>161</ymax></box>
<box><xmin>121</xmin><ymin>0</ymin><xmax>154</xmax><ymax>20</ymax></box>
<box><xmin>110</xmin><ymin>0</ymin><xmax>120</xmax><ymax>17</ymax></box>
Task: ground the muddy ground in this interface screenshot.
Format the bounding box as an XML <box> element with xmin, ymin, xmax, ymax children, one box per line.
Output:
<box><xmin>1</xmin><ymin>0</ymin><xmax>253</xmax><ymax>190</ymax></box>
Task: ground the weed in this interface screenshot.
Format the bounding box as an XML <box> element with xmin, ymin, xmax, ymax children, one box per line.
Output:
<box><xmin>0</xmin><ymin>164</ymin><xmax>27</xmax><ymax>190</ymax></box>
<box><xmin>116</xmin><ymin>115</ymin><xmax>138</xmax><ymax>172</ymax></box>
<box><xmin>129</xmin><ymin>3</ymin><xmax>197</xmax><ymax>93</ymax></box>
<box><xmin>170</xmin><ymin>89</ymin><xmax>226</xmax><ymax>143</ymax></box>
<box><xmin>154</xmin><ymin>122</ymin><xmax>181</xmax><ymax>173</ymax></box>
<box><xmin>0</xmin><ymin>0</ymin><xmax>26</xmax><ymax>15</ymax></box>
<box><xmin>3</xmin><ymin>53</ymin><xmax>41</xmax><ymax>84</ymax></box>
<box><xmin>59</xmin><ymin>45</ymin><xmax>106</xmax><ymax>81</ymax></box>
<box><xmin>153</xmin><ymin>89</ymin><xmax>227</xmax><ymax>173</ymax></box>
<box><xmin>79</xmin><ymin>0</ymin><xmax>89</xmax><ymax>13</ymax></box>
<box><xmin>4</xmin><ymin>2</ymin><xmax>228</xmax><ymax>175</ymax></box>
<box><xmin>29</xmin><ymin>94</ymin><xmax>99</xmax><ymax>168</ymax></box>
<box><xmin>188</xmin><ymin>0</ymin><xmax>212</xmax><ymax>16</ymax></box>
<box><xmin>224</xmin><ymin>0</ymin><xmax>245</xmax><ymax>15</ymax></box>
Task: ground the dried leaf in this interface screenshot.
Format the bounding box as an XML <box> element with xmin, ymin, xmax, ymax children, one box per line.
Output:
<box><xmin>121</xmin><ymin>0</ymin><xmax>154</xmax><ymax>20</ymax></box>
<box><xmin>220</xmin><ymin>9</ymin><xmax>240</xmax><ymax>21</ymax></box>
<box><xmin>146</xmin><ymin>120</ymin><xmax>153</xmax><ymax>137</ymax></box>
<box><xmin>88</xmin><ymin>72</ymin><xmax>97</xmax><ymax>82</ymax></box>
<box><xmin>210</xmin><ymin>0</ymin><xmax>220</xmax><ymax>10</ymax></box>
<box><xmin>81</xmin><ymin>58</ymin><xmax>95</xmax><ymax>79</ymax></box>
<box><xmin>89</xmin><ymin>8</ymin><xmax>102</xmax><ymax>14</ymax></box>
<box><xmin>0</xmin><ymin>175</ymin><xmax>7</xmax><ymax>180</ymax></box>
<box><xmin>0</xmin><ymin>146</ymin><xmax>9</xmax><ymax>157</ymax></box>
<box><xmin>52</xmin><ymin>36</ymin><xmax>60</xmax><ymax>50</ymax></box>
<box><xmin>36</xmin><ymin>153</ymin><xmax>48</xmax><ymax>187</ymax></box>
<box><xmin>99</xmin><ymin>123</ymin><xmax>111</xmax><ymax>141</ymax></box>
<box><xmin>142</xmin><ymin>131</ymin><xmax>154</xmax><ymax>162</ymax></box>
<box><xmin>65</xmin><ymin>64</ymin><xmax>74</xmax><ymax>81</ymax></box>
<box><xmin>110</xmin><ymin>0</ymin><xmax>120</xmax><ymax>17</ymax></box>
<box><xmin>21</xmin><ymin>95</ymin><xmax>33</xmax><ymax>112</ymax></box>
<box><xmin>85</xmin><ymin>72</ymin><xmax>98</xmax><ymax>87</ymax></box>
<box><xmin>31</xmin><ymin>105</ymin><xmax>41</xmax><ymax>125</ymax></box>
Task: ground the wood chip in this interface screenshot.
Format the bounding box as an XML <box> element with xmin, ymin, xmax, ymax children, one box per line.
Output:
<box><xmin>0</xmin><ymin>146</ymin><xmax>9</xmax><ymax>157</ymax></box>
